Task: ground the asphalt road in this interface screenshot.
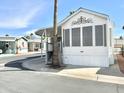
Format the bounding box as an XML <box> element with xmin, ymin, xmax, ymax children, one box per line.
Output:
<box><xmin>0</xmin><ymin>71</ymin><xmax>124</xmax><ymax>93</ymax></box>
<box><xmin>0</xmin><ymin>54</ymin><xmax>124</xmax><ymax>93</ymax></box>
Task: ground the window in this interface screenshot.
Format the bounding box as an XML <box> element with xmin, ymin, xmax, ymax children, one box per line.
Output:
<box><xmin>63</xmin><ymin>29</ymin><xmax>70</xmax><ymax>47</ymax></box>
<box><xmin>83</xmin><ymin>26</ymin><xmax>93</xmax><ymax>46</ymax></box>
<box><xmin>72</xmin><ymin>28</ymin><xmax>80</xmax><ymax>46</ymax></box>
<box><xmin>95</xmin><ymin>25</ymin><xmax>103</xmax><ymax>46</ymax></box>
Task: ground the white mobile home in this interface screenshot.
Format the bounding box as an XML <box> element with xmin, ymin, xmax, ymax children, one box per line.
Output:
<box><xmin>36</xmin><ymin>8</ymin><xmax>114</xmax><ymax>67</ymax></box>
<box><xmin>16</xmin><ymin>37</ymin><xmax>28</xmax><ymax>54</ymax></box>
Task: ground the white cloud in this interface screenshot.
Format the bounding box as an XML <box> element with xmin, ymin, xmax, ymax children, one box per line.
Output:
<box><xmin>0</xmin><ymin>0</ymin><xmax>47</xmax><ymax>28</ymax></box>
<box><xmin>0</xmin><ymin>7</ymin><xmax>41</xmax><ymax>28</ymax></box>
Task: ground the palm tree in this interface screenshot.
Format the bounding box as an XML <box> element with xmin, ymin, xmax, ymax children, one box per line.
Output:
<box><xmin>52</xmin><ymin>0</ymin><xmax>60</xmax><ymax>67</ymax></box>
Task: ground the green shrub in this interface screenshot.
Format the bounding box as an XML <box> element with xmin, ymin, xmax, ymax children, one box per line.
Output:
<box><xmin>121</xmin><ymin>45</ymin><xmax>124</xmax><ymax>56</ymax></box>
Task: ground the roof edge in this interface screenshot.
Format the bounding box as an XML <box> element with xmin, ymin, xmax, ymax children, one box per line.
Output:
<box><xmin>59</xmin><ymin>7</ymin><xmax>110</xmax><ymax>25</ymax></box>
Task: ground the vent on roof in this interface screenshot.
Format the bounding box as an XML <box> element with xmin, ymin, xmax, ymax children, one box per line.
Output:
<box><xmin>70</xmin><ymin>11</ymin><xmax>75</xmax><ymax>15</ymax></box>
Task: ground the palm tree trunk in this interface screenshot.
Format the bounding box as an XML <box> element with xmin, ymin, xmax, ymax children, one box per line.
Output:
<box><xmin>52</xmin><ymin>0</ymin><xmax>60</xmax><ymax>67</ymax></box>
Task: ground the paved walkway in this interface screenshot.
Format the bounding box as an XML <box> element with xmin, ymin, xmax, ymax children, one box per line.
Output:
<box><xmin>117</xmin><ymin>54</ymin><xmax>124</xmax><ymax>74</ymax></box>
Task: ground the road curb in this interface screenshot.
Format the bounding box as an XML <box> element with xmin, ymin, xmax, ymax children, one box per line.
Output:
<box><xmin>97</xmin><ymin>75</ymin><xmax>124</xmax><ymax>84</ymax></box>
<box><xmin>53</xmin><ymin>73</ymin><xmax>124</xmax><ymax>85</ymax></box>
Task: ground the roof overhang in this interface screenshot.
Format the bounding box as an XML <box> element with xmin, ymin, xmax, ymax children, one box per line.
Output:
<box><xmin>35</xmin><ymin>26</ymin><xmax>61</xmax><ymax>36</ymax></box>
<box><xmin>35</xmin><ymin>27</ymin><xmax>53</xmax><ymax>36</ymax></box>
<box><xmin>0</xmin><ymin>37</ymin><xmax>16</xmax><ymax>42</ymax></box>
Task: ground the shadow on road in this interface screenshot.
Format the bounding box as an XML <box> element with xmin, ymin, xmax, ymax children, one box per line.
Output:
<box><xmin>5</xmin><ymin>59</ymin><xmax>30</xmax><ymax>70</ymax></box>
<box><xmin>3</xmin><ymin>56</ymin><xmax>41</xmax><ymax>71</ymax></box>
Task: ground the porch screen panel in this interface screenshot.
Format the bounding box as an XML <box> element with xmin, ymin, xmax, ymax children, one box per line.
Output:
<box><xmin>63</xmin><ymin>29</ymin><xmax>70</xmax><ymax>47</ymax></box>
<box><xmin>83</xmin><ymin>26</ymin><xmax>93</xmax><ymax>46</ymax></box>
<box><xmin>104</xmin><ymin>24</ymin><xmax>107</xmax><ymax>46</ymax></box>
<box><xmin>95</xmin><ymin>25</ymin><xmax>103</xmax><ymax>46</ymax></box>
<box><xmin>109</xmin><ymin>28</ymin><xmax>112</xmax><ymax>47</ymax></box>
<box><xmin>72</xmin><ymin>28</ymin><xmax>80</xmax><ymax>46</ymax></box>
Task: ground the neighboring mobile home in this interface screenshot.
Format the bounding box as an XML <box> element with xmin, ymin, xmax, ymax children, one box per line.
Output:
<box><xmin>16</xmin><ymin>37</ymin><xmax>28</xmax><ymax>54</ymax></box>
<box><xmin>36</xmin><ymin>7</ymin><xmax>114</xmax><ymax>67</ymax></box>
<box><xmin>0</xmin><ymin>35</ymin><xmax>41</xmax><ymax>55</ymax></box>
<box><xmin>28</xmin><ymin>39</ymin><xmax>41</xmax><ymax>52</ymax></box>
<box><xmin>0</xmin><ymin>36</ymin><xmax>16</xmax><ymax>54</ymax></box>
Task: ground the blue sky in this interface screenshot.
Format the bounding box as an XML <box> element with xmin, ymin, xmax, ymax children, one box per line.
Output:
<box><xmin>0</xmin><ymin>0</ymin><xmax>123</xmax><ymax>36</ymax></box>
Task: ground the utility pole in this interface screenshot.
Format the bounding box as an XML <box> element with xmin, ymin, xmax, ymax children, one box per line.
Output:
<box><xmin>52</xmin><ymin>0</ymin><xmax>60</xmax><ymax>67</ymax></box>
